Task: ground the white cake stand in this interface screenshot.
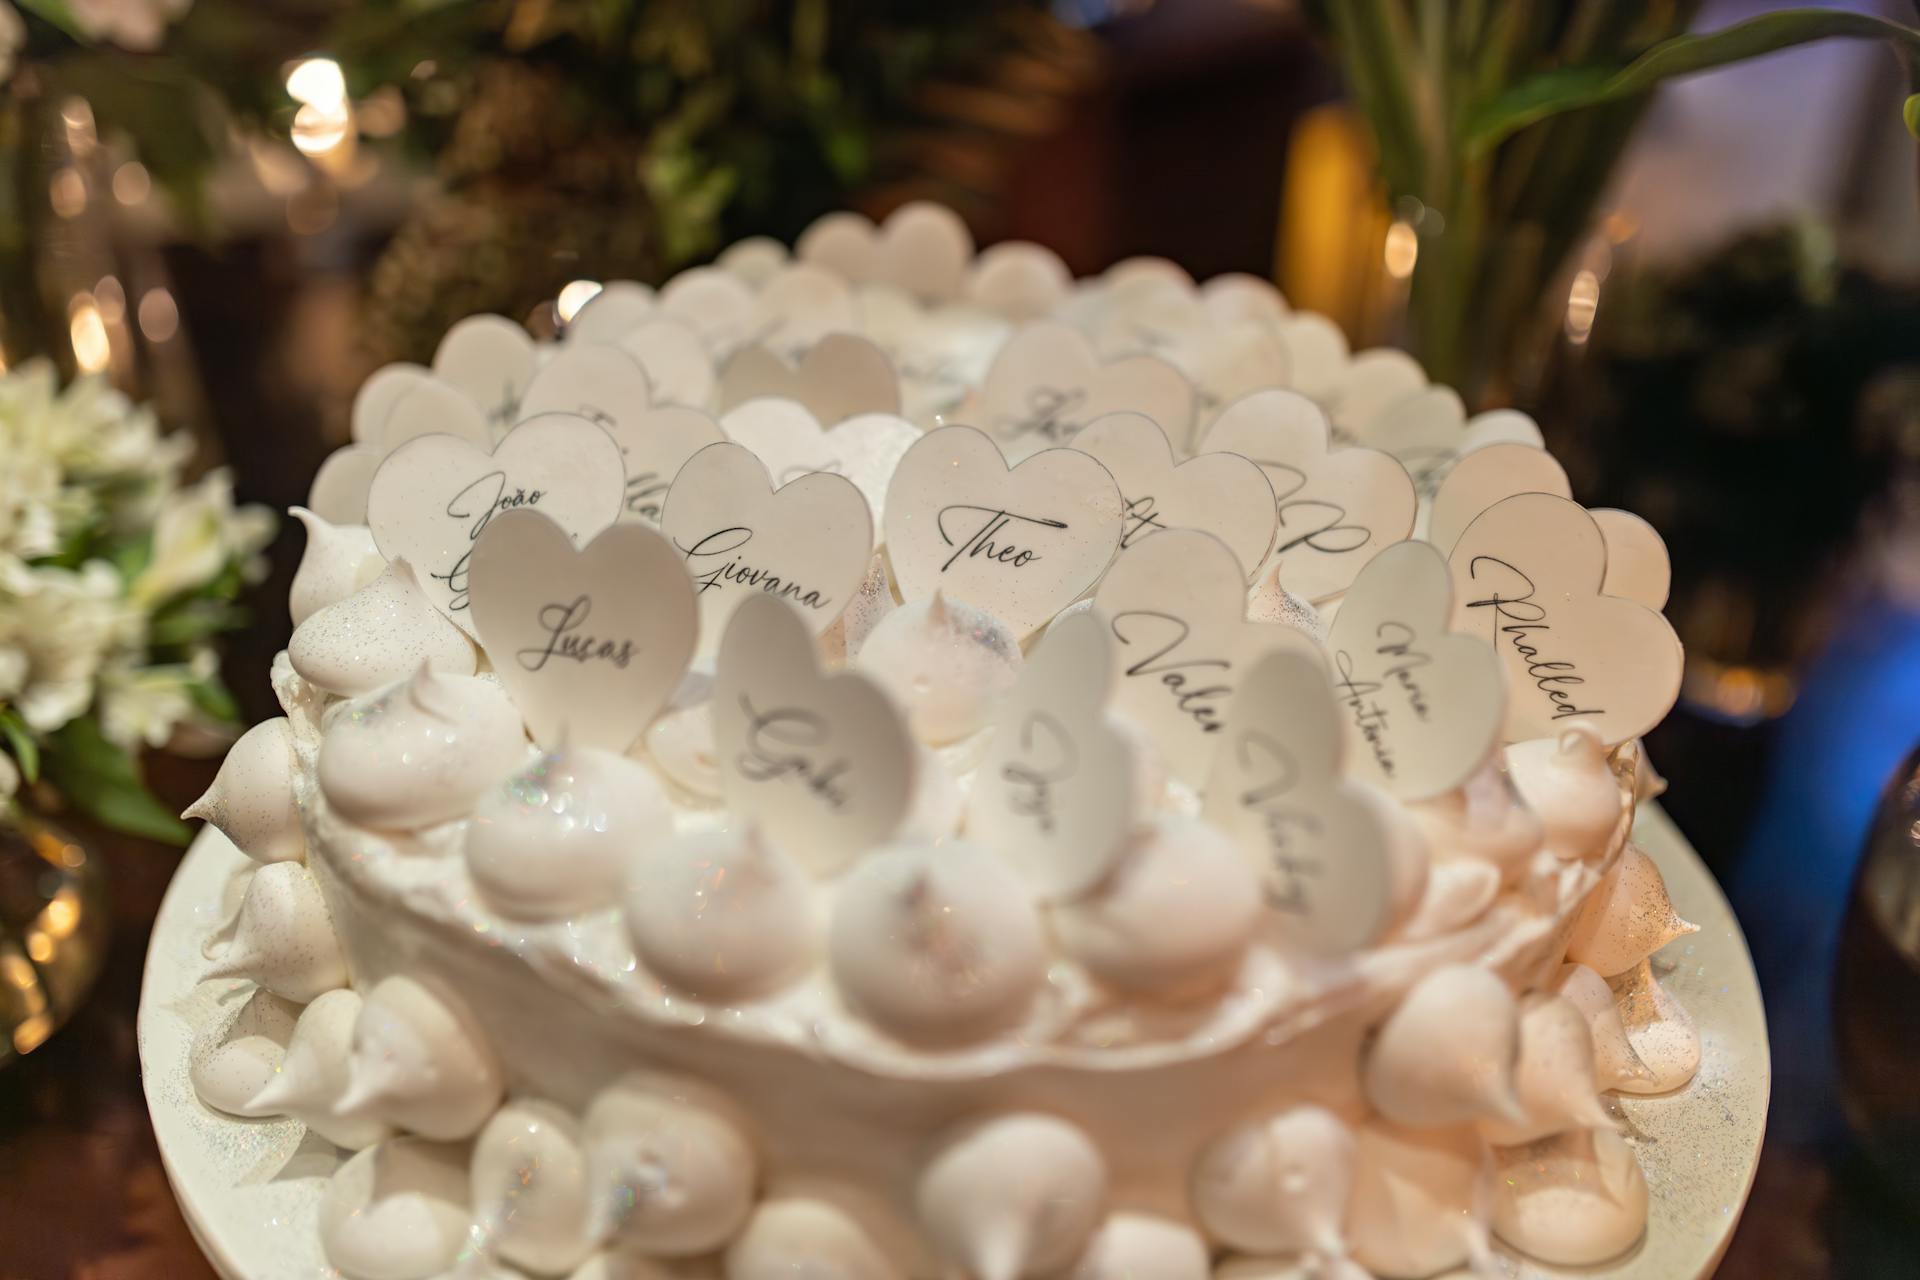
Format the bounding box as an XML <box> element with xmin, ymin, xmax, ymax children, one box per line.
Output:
<box><xmin>139</xmin><ymin>806</ymin><xmax>1770</xmax><ymax>1280</ymax></box>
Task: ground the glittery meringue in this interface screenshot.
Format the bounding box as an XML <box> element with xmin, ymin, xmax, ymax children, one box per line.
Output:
<box><xmin>290</xmin><ymin>506</ymin><xmax>384</xmax><ymax>627</ymax></box>
<box><xmin>1476</xmin><ymin>994</ymin><xmax>1615</xmax><ymax>1147</ymax></box>
<box><xmin>1189</xmin><ymin>1105</ymin><xmax>1354</xmax><ymax>1256</ymax></box>
<box><xmin>1393</xmin><ymin>858</ymin><xmax>1502</xmax><ymax>943</ymax></box>
<box><xmin>643</xmin><ymin>701</ymin><xmax>724</xmax><ymax>802</ymax></box>
<box><xmin>189</xmin><ymin>986</ymin><xmax>302</xmax><ymax>1118</ymax></box>
<box><xmin>1051</xmin><ymin>815</ymin><xmax>1260</xmax><ymax>998</ymax></box>
<box><xmin>467</xmin><ymin>746</ymin><xmax>669</xmax><ymax>922</ymax></box>
<box><xmin>336</xmin><ymin>975</ymin><xmax>506</xmax><ymax>1141</ymax></box>
<box><xmin>855</xmin><ymin>591</ymin><xmax>1023</xmax><ymax>745</ymax></box>
<box><xmin>570</xmin><ymin>1254</ymin><xmax>713</xmax><ymax>1280</ymax></box>
<box><xmin>1505</xmin><ymin>724</ymin><xmax>1622</xmax><ymax>862</ymax></box>
<box><xmin>623</xmin><ymin>824</ymin><xmax>817</xmax><ymax>1002</ymax></box>
<box><xmin>183</xmin><ymin>716</ymin><xmax>306</xmax><ymax>864</ymax></box>
<box><xmin>470</xmin><ymin>1098</ymin><xmax>594</xmax><ymax>1275</ymax></box>
<box><xmin>1058</xmin><ymin>1214</ymin><xmax>1208</xmax><ymax>1279</ymax></box>
<box><xmin>319</xmin><ymin>1137</ymin><xmax>473</xmax><ymax>1280</ymax></box>
<box><xmin>916</xmin><ymin>1113</ymin><xmax>1108</xmax><ymax>1280</ymax></box>
<box><xmin>1344</xmin><ymin>1121</ymin><xmax>1490</xmax><ymax>1280</ymax></box>
<box><xmin>248</xmin><ymin>988</ymin><xmax>391</xmax><ymax>1149</ymax></box>
<box><xmin>725</xmin><ymin>1197</ymin><xmax>901</xmax><ymax>1280</ymax></box>
<box><xmin>318</xmin><ymin>666</ymin><xmax>529</xmax><ymax>831</ymax></box>
<box><xmin>1610</xmin><ymin>957</ymin><xmax>1702</xmax><ymax>1094</ymax></box>
<box><xmin>581</xmin><ymin>1073</ymin><xmax>758</xmax><ymax>1257</ymax></box>
<box><xmin>1244</xmin><ymin>569</ymin><xmax>1326</xmax><ymax>640</ymax></box>
<box><xmin>202</xmin><ymin>861</ymin><xmax>347</xmax><ymax>1003</ymax></box>
<box><xmin>1213</xmin><ymin>1259</ymin><xmax>1371</xmax><ymax>1280</ymax></box>
<box><xmin>1406</xmin><ymin>760</ymin><xmax>1542</xmax><ymax>879</ymax></box>
<box><xmin>1488</xmin><ymin>1127</ymin><xmax>1648</xmax><ymax>1266</ymax></box>
<box><xmin>1362</xmin><ymin>964</ymin><xmax>1524</xmax><ymax>1129</ymax></box>
<box><xmin>828</xmin><ymin>842</ymin><xmax>1046</xmax><ymax>1045</ymax></box>
<box><xmin>289</xmin><ymin>558</ymin><xmax>476</xmax><ymax>698</ymax></box>
<box><xmin>1553</xmin><ymin>962</ymin><xmax>1653</xmax><ymax>1091</ymax></box>
<box><xmin>1564</xmin><ymin>843</ymin><xmax>1697</xmax><ymax>977</ymax></box>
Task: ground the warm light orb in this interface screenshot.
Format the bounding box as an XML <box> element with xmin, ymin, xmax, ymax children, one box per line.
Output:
<box><xmin>1383</xmin><ymin>219</ymin><xmax>1418</xmax><ymax>280</ymax></box>
<box><xmin>292</xmin><ymin>101</ymin><xmax>353</xmax><ymax>157</ymax></box>
<box><xmin>68</xmin><ymin>298</ymin><xmax>111</xmax><ymax>373</ymax></box>
<box><xmin>556</xmin><ymin>279</ymin><xmax>603</xmax><ymax>324</ymax></box>
<box><xmin>1565</xmin><ymin>268</ymin><xmax>1602</xmax><ymax>345</ymax></box>
<box><xmin>286</xmin><ymin>57</ymin><xmax>347</xmax><ymax>109</ymax></box>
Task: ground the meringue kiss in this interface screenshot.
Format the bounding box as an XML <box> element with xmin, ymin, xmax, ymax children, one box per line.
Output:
<box><xmin>184</xmin><ymin>716</ymin><xmax>306</xmax><ymax>864</ymax></box>
<box><xmin>336</xmin><ymin>974</ymin><xmax>505</xmax><ymax>1141</ymax></box>
<box><xmin>289</xmin><ymin>506</ymin><xmax>383</xmax><ymax>627</ymax></box>
<box><xmin>289</xmin><ymin>558</ymin><xmax>475</xmax><ymax>698</ymax></box>
<box><xmin>917</xmin><ymin>1113</ymin><xmax>1108</xmax><ymax>1280</ymax></box>
<box><xmin>248</xmin><ymin>988</ymin><xmax>392</xmax><ymax>1149</ymax></box>
<box><xmin>202</xmin><ymin>860</ymin><xmax>347</xmax><ymax>1003</ymax></box>
<box><xmin>1363</xmin><ymin>964</ymin><xmax>1524</xmax><ymax>1129</ymax></box>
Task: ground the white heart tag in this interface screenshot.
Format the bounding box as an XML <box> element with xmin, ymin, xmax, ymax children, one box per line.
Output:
<box><xmin>1321</xmin><ymin>348</ymin><xmax>1426</xmax><ymax>440</ymax></box>
<box><xmin>469</xmin><ymin>509</ymin><xmax>697</xmax><ymax>752</ymax></box>
<box><xmin>1590</xmin><ymin>508</ymin><xmax>1672</xmax><ymax>611</ymax></box>
<box><xmin>1091</xmin><ymin>289</ymin><xmax>1290</xmax><ymax>442</ymax></box>
<box><xmin>660</xmin><ymin>442</ymin><xmax>874</xmax><ymax>663</ymax></box>
<box><xmin>618</xmin><ymin>318</ymin><xmax>718</xmax><ymax>410</ymax></box>
<box><xmin>432</xmin><ymin>314</ymin><xmax>537</xmax><ymax>434</ymax></box>
<box><xmin>517</xmin><ymin>345</ymin><xmax>654</xmax><ymax>437</ymax></box>
<box><xmin>1448</xmin><ymin>492</ymin><xmax>1683</xmax><ymax>746</ymax></box>
<box><xmin>747</xmin><ymin>264</ymin><xmax>858</xmax><ymax>361</ymax></box>
<box><xmin>380</xmin><ymin>375</ymin><xmax>493</xmax><ymax>453</ymax></box>
<box><xmin>966</xmin><ymin>242</ymin><xmax>1071</xmax><ymax>321</ymax></box>
<box><xmin>657</xmin><ymin>268</ymin><xmax>758</xmax><ymax>356</ymax></box>
<box><xmin>1425</xmin><ymin>442</ymin><xmax>1571</xmax><ymax>555</ymax></box>
<box><xmin>565</xmin><ymin>281</ymin><xmax>655</xmax><ymax>346</ymax></box>
<box><xmin>967</xmin><ymin>609</ymin><xmax>1138</xmax><ymax>901</ymax></box>
<box><xmin>796</xmin><ymin>202</ymin><xmax>974</xmax><ymax>302</ymax></box>
<box><xmin>1202</xmin><ymin>645</ymin><xmax>1396</xmax><ymax>954</ymax></box>
<box><xmin>720</xmin><ymin>400</ymin><xmax>920</xmax><ymax>524</ymax></box>
<box><xmin>712</xmin><ymin>593</ymin><xmax>916</xmax><ymax>875</ymax></box>
<box><xmin>716</xmin><ymin>236</ymin><xmax>789</xmax><ymax>284</ymax></box>
<box><xmin>315</xmin><ymin>369</ymin><xmax>492</xmax><ymax>522</ymax></box>
<box><xmin>350</xmin><ymin>364</ymin><xmax>433</xmax><ymax>442</ymax></box>
<box><xmin>717</xmin><ymin>333</ymin><xmax>902</xmax><ymax>424</ymax></box>
<box><xmin>1360</xmin><ymin>387</ymin><xmax>1546</xmax><ymax>498</ymax></box>
<box><xmin>1204</xmin><ymin>388</ymin><xmax>1416</xmax><ymax>602</ymax></box>
<box><xmin>975</xmin><ymin>321</ymin><xmax>1195</xmax><ymax>461</ymax></box>
<box><xmin>1068</xmin><ymin>412</ymin><xmax>1276</xmax><ymax>581</ymax></box>
<box><xmin>367</xmin><ymin>414</ymin><xmax>627</xmax><ymax>636</ymax></box>
<box><xmin>606</xmin><ymin>405</ymin><xmax>727</xmax><ymax>525</ymax></box>
<box><xmin>1093</xmin><ymin>527</ymin><xmax>1315</xmax><ymax>784</ymax></box>
<box><xmin>884</xmin><ymin>425</ymin><xmax>1123</xmax><ymax>637</ymax></box>
<box><xmin>1325</xmin><ymin>540</ymin><xmax>1506</xmax><ymax>800</ymax></box>
<box><xmin>306</xmin><ymin>446</ymin><xmax>380</xmax><ymax>525</ymax></box>
<box><xmin>855</xmin><ymin>285</ymin><xmax>1009</xmax><ymax>425</ymax></box>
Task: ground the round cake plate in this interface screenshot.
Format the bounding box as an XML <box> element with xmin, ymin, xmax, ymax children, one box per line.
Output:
<box><xmin>139</xmin><ymin>807</ymin><xmax>1770</xmax><ymax>1280</ymax></box>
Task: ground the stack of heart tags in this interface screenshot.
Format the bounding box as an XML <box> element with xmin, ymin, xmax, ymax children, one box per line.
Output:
<box><xmin>182</xmin><ymin>202</ymin><xmax>1697</xmax><ymax>1280</ymax></box>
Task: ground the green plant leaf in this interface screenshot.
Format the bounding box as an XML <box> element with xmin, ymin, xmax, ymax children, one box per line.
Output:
<box><xmin>17</xmin><ymin>1</ymin><xmax>85</xmax><ymax>41</ymax></box>
<box><xmin>185</xmin><ymin>675</ymin><xmax>239</xmax><ymax>724</ymax></box>
<box><xmin>1466</xmin><ymin>8</ymin><xmax>1920</xmax><ymax>157</ymax></box>
<box><xmin>44</xmin><ymin>715</ymin><xmax>190</xmax><ymax>845</ymax></box>
<box><xmin>0</xmin><ymin>709</ymin><xmax>40</xmax><ymax>785</ymax></box>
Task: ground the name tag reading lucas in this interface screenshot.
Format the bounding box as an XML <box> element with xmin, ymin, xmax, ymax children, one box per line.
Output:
<box><xmin>712</xmin><ymin>594</ymin><xmax>916</xmax><ymax>876</ymax></box>
<box><xmin>883</xmin><ymin>425</ymin><xmax>1123</xmax><ymax>638</ymax></box>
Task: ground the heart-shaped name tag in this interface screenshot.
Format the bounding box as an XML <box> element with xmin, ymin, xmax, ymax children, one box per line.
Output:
<box><xmin>712</xmin><ymin>594</ymin><xmax>916</xmax><ymax>875</ymax></box>
<box><xmin>516</xmin><ymin>345</ymin><xmax>655</xmax><ymax>438</ymax></box>
<box><xmin>1204</xmin><ymin>388</ymin><xmax>1416</xmax><ymax>603</ymax></box>
<box><xmin>1425</xmin><ymin>442</ymin><xmax>1571</xmax><ymax>555</ymax></box>
<box><xmin>717</xmin><ymin>333</ymin><xmax>903</xmax><ymax>425</ymax></box>
<box><xmin>884</xmin><ymin>425</ymin><xmax>1123</xmax><ymax>637</ymax></box>
<box><xmin>720</xmin><ymin>400</ymin><xmax>920</xmax><ymax>524</ymax></box>
<box><xmin>1201</xmin><ymin>645</ymin><xmax>1396</xmax><ymax>954</ymax></box>
<box><xmin>565</xmin><ymin>280</ymin><xmax>655</xmax><ymax>346</ymax></box>
<box><xmin>469</xmin><ymin>509</ymin><xmax>697</xmax><ymax>752</ymax></box>
<box><xmin>311</xmin><ymin>369</ymin><xmax>492</xmax><ymax>523</ymax></box>
<box><xmin>967</xmin><ymin>609</ymin><xmax>1139</xmax><ymax>901</ymax></box>
<box><xmin>350</xmin><ymin>364</ymin><xmax>433</xmax><ymax>442</ymax></box>
<box><xmin>797</xmin><ymin>201</ymin><xmax>974</xmax><ymax>302</ymax></box>
<box><xmin>432</xmin><ymin>314</ymin><xmax>537</xmax><ymax>434</ymax></box>
<box><xmin>367</xmin><ymin>414</ymin><xmax>628</xmax><ymax>636</ymax></box>
<box><xmin>966</xmin><ymin>241</ymin><xmax>1071</xmax><ymax>321</ymax></box>
<box><xmin>380</xmin><ymin>375</ymin><xmax>494</xmax><ymax>453</ymax></box>
<box><xmin>604</xmin><ymin>405</ymin><xmax>727</xmax><ymax>525</ymax></box>
<box><xmin>1448</xmin><ymin>492</ymin><xmax>1683</xmax><ymax>746</ymax></box>
<box><xmin>660</xmin><ymin>442</ymin><xmax>874</xmax><ymax>663</ymax></box>
<box><xmin>1069</xmin><ymin>412</ymin><xmax>1277</xmax><ymax>582</ymax></box>
<box><xmin>975</xmin><ymin>321</ymin><xmax>1195</xmax><ymax>461</ymax></box>
<box><xmin>1590</xmin><ymin>508</ymin><xmax>1672</xmax><ymax>611</ymax></box>
<box><xmin>1094</xmin><ymin>527</ymin><xmax>1315</xmax><ymax>785</ymax></box>
<box><xmin>1325</xmin><ymin>540</ymin><xmax>1505</xmax><ymax>800</ymax></box>
<box><xmin>617</xmin><ymin>319</ymin><xmax>717</xmax><ymax>410</ymax></box>
<box><xmin>1358</xmin><ymin>387</ymin><xmax>1546</xmax><ymax>498</ymax></box>
<box><xmin>855</xmin><ymin>286</ymin><xmax>1009</xmax><ymax>426</ymax></box>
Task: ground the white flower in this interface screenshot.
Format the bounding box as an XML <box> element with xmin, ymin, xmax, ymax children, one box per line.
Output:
<box><xmin>96</xmin><ymin>650</ymin><xmax>213</xmax><ymax>751</ymax></box>
<box><xmin>0</xmin><ymin>5</ymin><xmax>24</xmax><ymax>87</ymax></box>
<box><xmin>66</xmin><ymin>0</ymin><xmax>192</xmax><ymax>52</ymax></box>
<box><xmin>130</xmin><ymin>468</ymin><xmax>274</xmax><ymax>607</ymax></box>
<box><xmin>0</xmin><ymin>748</ymin><xmax>17</xmax><ymax>802</ymax></box>
<box><xmin>0</xmin><ymin>561</ymin><xmax>140</xmax><ymax>734</ymax></box>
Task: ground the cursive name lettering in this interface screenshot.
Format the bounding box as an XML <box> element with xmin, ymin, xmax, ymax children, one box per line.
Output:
<box><xmin>1331</xmin><ymin>651</ymin><xmax>1395</xmax><ymax>779</ymax></box>
<box><xmin>936</xmin><ymin>505</ymin><xmax>1064</xmax><ymax>572</ymax></box>
<box><xmin>1464</xmin><ymin>556</ymin><xmax>1606</xmax><ymax>720</ymax></box>
<box><xmin>1110</xmin><ymin>611</ymin><xmax>1232</xmax><ymax>733</ymax></box>
<box><xmin>516</xmin><ymin>594</ymin><xmax>636</xmax><ymax>672</ymax></box>
<box><xmin>431</xmin><ymin>471</ymin><xmax>546</xmax><ymax>612</ymax></box>
<box><xmin>996</xmin><ymin>384</ymin><xmax>1086</xmax><ymax>446</ymax></box>
<box><xmin>1232</xmin><ymin>730</ymin><xmax>1326</xmax><ymax>916</ymax></box>
<box><xmin>1118</xmin><ymin>494</ymin><xmax>1170</xmax><ymax>549</ymax></box>
<box><xmin>1000</xmin><ymin>711</ymin><xmax>1077</xmax><ymax>835</ymax></box>
<box><xmin>733</xmin><ymin>694</ymin><xmax>850</xmax><ymax>810</ymax></box>
<box><xmin>625</xmin><ymin>471</ymin><xmax>669</xmax><ymax>522</ymax></box>
<box><xmin>1259</xmin><ymin>460</ymin><xmax>1372</xmax><ymax>559</ymax></box>
<box><xmin>675</xmin><ymin>527</ymin><xmax>833</xmax><ymax>611</ymax></box>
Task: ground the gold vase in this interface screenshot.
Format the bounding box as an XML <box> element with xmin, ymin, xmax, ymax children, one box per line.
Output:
<box><xmin>0</xmin><ymin>810</ymin><xmax>110</xmax><ymax>1065</ymax></box>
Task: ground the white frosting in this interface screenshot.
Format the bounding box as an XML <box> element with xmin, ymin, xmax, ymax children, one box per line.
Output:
<box><xmin>189</xmin><ymin>986</ymin><xmax>301</xmax><ymax>1118</ymax></box>
<box><xmin>726</xmin><ymin>1197</ymin><xmax>900</xmax><ymax>1280</ymax></box>
<box><xmin>916</xmin><ymin>1113</ymin><xmax>1108</xmax><ymax>1280</ymax></box>
<box><xmin>1214</xmin><ymin>1258</ymin><xmax>1370</xmax><ymax>1280</ymax></box>
<box><xmin>571</xmin><ymin>1254</ymin><xmax>714</xmax><ymax>1280</ymax></box>
<box><xmin>319</xmin><ymin>666</ymin><xmax>529</xmax><ymax>831</ymax></box>
<box><xmin>1376</xmin><ymin>791</ymin><xmax>1433</xmax><ymax>930</ymax></box>
<box><xmin>319</xmin><ymin>1137</ymin><xmax>473</xmax><ymax>1280</ymax></box>
<box><xmin>1477</xmin><ymin>994</ymin><xmax>1614</xmax><ymax>1147</ymax></box>
<box><xmin>184</xmin><ymin>716</ymin><xmax>306</xmax><ymax>864</ymax></box>
<box><xmin>1565</xmin><ymin>842</ymin><xmax>1697</xmax><ymax>977</ymax></box>
<box><xmin>1611</xmin><ymin>956</ymin><xmax>1702</xmax><ymax>1094</ymax></box>
<box><xmin>1553</xmin><ymin>962</ymin><xmax>1653</xmax><ymax>1091</ymax></box>
<box><xmin>290</xmin><ymin>559</ymin><xmax>475</xmax><ymax>698</ymax></box>
<box><xmin>1489</xmin><ymin>1127</ymin><xmax>1648</xmax><ymax>1266</ymax></box>
<box><xmin>1505</xmin><ymin>725</ymin><xmax>1621</xmax><ymax>862</ymax></box>
<box><xmin>1050</xmin><ymin>816</ymin><xmax>1259</xmax><ymax>998</ymax></box>
<box><xmin>828</xmin><ymin>842</ymin><xmax>1046</xmax><ymax>1045</ymax></box>
<box><xmin>855</xmin><ymin>592</ymin><xmax>1023</xmax><ymax>745</ymax></box>
<box><xmin>249</xmin><ymin>988</ymin><xmax>392</xmax><ymax>1149</ymax></box>
<box><xmin>1345</xmin><ymin>1121</ymin><xmax>1489</xmax><ymax>1280</ymax></box>
<box><xmin>1189</xmin><ymin>1105</ymin><xmax>1353</xmax><ymax>1256</ymax></box>
<box><xmin>471</xmin><ymin>1098</ymin><xmax>594</xmax><ymax>1275</ymax></box>
<box><xmin>290</xmin><ymin>506</ymin><xmax>384</xmax><ymax>627</ymax></box>
<box><xmin>1362</xmin><ymin>963</ymin><xmax>1523</xmax><ymax>1129</ymax></box>
<box><xmin>202</xmin><ymin>860</ymin><xmax>347</xmax><ymax>1002</ymax></box>
<box><xmin>1058</xmin><ymin>1214</ymin><xmax>1208</xmax><ymax>1278</ymax></box>
<box><xmin>467</xmin><ymin>747</ymin><xmax>669</xmax><ymax>921</ymax></box>
<box><xmin>1406</xmin><ymin>761</ymin><xmax>1542</xmax><ymax>879</ymax></box>
<box><xmin>1393</xmin><ymin>858</ymin><xmax>1502</xmax><ymax>943</ymax></box>
<box><xmin>623</xmin><ymin>825</ymin><xmax>816</xmax><ymax>1002</ymax></box>
<box><xmin>337</xmin><ymin>975</ymin><xmax>506</xmax><ymax>1141</ymax></box>
<box><xmin>643</xmin><ymin>701</ymin><xmax>724</xmax><ymax>801</ymax></box>
<box><xmin>582</xmin><ymin>1073</ymin><xmax>758</xmax><ymax>1257</ymax></box>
